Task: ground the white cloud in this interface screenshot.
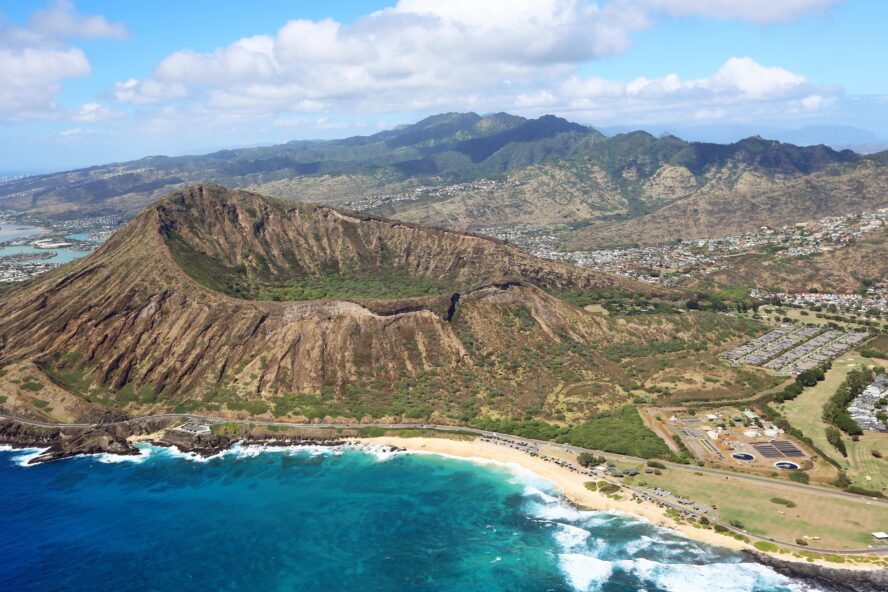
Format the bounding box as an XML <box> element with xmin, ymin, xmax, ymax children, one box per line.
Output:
<box><xmin>647</xmin><ymin>0</ymin><xmax>842</xmax><ymax>25</ymax></box>
<box><xmin>70</xmin><ymin>102</ymin><xmax>124</xmax><ymax>122</ymax></box>
<box><xmin>0</xmin><ymin>1</ymin><xmax>127</xmax><ymax>119</ymax></box>
<box><xmin>115</xmin><ymin>0</ymin><xmax>651</xmax><ymax>117</ymax></box>
<box><xmin>0</xmin><ymin>0</ymin><xmax>849</xmax><ymax>148</ymax></box>
<box><xmin>0</xmin><ymin>46</ymin><xmax>89</xmax><ymax>113</ymax></box>
<box><xmin>708</xmin><ymin>57</ymin><xmax>806</xmax><ymax>98</ymax></box>
<box><xmin>112</xmin><ymin>0</ymin><xmax>841</xmax><ymax>131</ymax></box>
<box><xmin>551</xmin><ymin>57</ymin><xmax>833</xmax><ymax>125</ymax></box>
<box><xmin>29</xmin><ymin>0</ymin><xmax>129</xmax><ymax>40</ymax></box>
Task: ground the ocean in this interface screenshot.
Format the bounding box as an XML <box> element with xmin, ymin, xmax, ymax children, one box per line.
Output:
<box><xmin>0</xmin><ymin>444</ymin><xmax>809</xmax><ymax>592</ymax></box>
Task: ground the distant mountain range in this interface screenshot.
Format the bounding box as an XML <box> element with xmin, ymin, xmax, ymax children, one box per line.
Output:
<box><xmin>597</xmin><ymin>123</ymin><xmax>886</xmax><ymax>151</ymax></box>
<box><xmin>1</xmin><ymin>112</ymin><xmax>886</xmax><ymax>248</ymax></box>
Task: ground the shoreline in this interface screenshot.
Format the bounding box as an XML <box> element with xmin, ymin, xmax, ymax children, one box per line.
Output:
<box><xmin>2</xmin><ymin>423</ymin><xmax>886</xmax><ymax>583</ymax></box>
<box><xmin>358</xmin><ymin>435</ymin><xmax>886</xmax><ymax>575</ymax></box>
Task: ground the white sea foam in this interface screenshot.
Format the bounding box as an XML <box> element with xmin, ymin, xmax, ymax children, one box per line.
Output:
<box><xmin>11</xmin><ymin>447</ymin><xmax>49</xmax><ymax>467</ymax></box>
<box><xmin>96</xmin><ymin>446</ymin><xmax>154</xmax><ymax>464</ymax></box>
<box><xmin>559</xmin><ymin>553</ymin><xmax>614</xmax><ymax>591</ymax></box>
<box><xmin>523</xmin><ymin>485</ymin><xmax>560</xmax><ymax>504</ymax></box>
<box><xmin>554</xmin><ymin>523</ymin><xmax>592</xmax><ymax>551</ymax></box>
<box><xmin>617</xmin><ymin>557</ymin><xmax>797</xmax><ymax>592</ymax></box>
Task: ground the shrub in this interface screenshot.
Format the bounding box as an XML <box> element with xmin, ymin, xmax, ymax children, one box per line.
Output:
<box><xmin>770</xmin><ymin>497</ymin><xmax>797</xmax><ymax>508</ymax></box>
<box><xmin>597</xmin><ymin>482</ymin><xmax>620</xmax><ymax>495</ymax></box>
<box><xmin>788</xmin><ymin>471</ymin><xmax>810</xmax><ymax>484</ymax></box>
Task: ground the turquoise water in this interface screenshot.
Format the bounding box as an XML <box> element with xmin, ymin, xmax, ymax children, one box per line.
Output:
<box><xmin>0</xmin><ymin>223</ymin><xmax>45</xmax><ymax>242</ymax></box>
<box><xmin>0</xmin><ymin>244</ymin><xmax>87</xmax><ymax>264</ymax></box>
<box><xmin>0</xmin><ymin>445</ymin><xmax>805</xmax><ymax>592</ymax></box>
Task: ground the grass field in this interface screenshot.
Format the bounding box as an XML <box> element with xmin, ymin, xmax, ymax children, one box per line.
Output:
<box><xmin>742</xmin><ymin>307</ymin><xmax>888</xmax><ymax>332</ymax></box>
<box><xmin>780</xmin><ymin>353</ymin><xmax>888</xmax><ymax>492</ymax></box>
<box><xmin>847</xmin><ymin>434</ymin><xmax>888</xmax><ymax>492</ymax></box>
<box><xmin>635</xmin><ymin>467</ymin><xmax>888</xmax><ymax>550</ymax></box>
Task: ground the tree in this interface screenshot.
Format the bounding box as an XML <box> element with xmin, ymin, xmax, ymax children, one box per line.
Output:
<box><xmin>825</xmin><ymin>426</ymin><xmax>847</xmax><ymax>456</ymax></box>
<box><xmin>577</xmin><ymin>452</ymin><xmax>604</xmax><ymax>467</ymax></box>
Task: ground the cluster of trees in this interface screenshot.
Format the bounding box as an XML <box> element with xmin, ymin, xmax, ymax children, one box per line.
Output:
<box><xmin>861</xmin><ymin>348</ymin><xmax>888</xmax><ymax>360</ymax></box>
<box><xmin>823</xmin><ymin>368</ymin><xmax>873</xmax><ymax>436</ymax></box>
<box><xmin>577</xmin><ymin>452</ymin><xmax>606</xmax><ymax>467</ymax></box>
<box><xmin>772</xmin><ymin>366</ymin><xmax>826</xmax><ymax>403</ymax></box>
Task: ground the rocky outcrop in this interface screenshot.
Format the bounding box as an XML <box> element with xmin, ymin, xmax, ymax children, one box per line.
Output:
<box><xmin>745</xmin><ymin>550</ymin><xmax>888</xmax><ymax>592</ymax></box>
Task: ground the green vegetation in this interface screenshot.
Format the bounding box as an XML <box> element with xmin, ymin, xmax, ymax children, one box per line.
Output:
<box><xmin>861</xmin><ymin>348</ymin><xmax>887</xmax><ymax>360</ymax></box>
<box><xmin>596</xmin><ymin>481</ymin><xmax>620</xmax><ymax>495</ymax></box>
<box><xmin>772</xmin><ymin>367</ymin><xmax>825</xmax><ymax>403</ymax></box>
<box><xmin>168</xmin><ymin>227</ymin><xmax>456</xmax><ymax>302</ymax></box>
<box><xmin>20</xmin><ymin>378</ymin><xmax>44</xmax><ymax>392</ymax></box>
<box><xmin>825</xmin><ymin>426</ymin><xmax>847</xmax><ymax>456</ymax></box>
<box><xmin>769</xmin><ymin>497</ymin><xmax>797</xmax><ymax>508</ymax></box>
<box><xmin>823</xmin><ymin>367</ymin><xmax>872</xmax><ymax>436</ymax></box>
<box><xmin>259</xmin><ymin>270</ymin><xmax>452</xmax><ymax>302</ymax></box>
<box><xmin>552</xmin><ymin>289</ymin><xmax>680</xmax><ymax>315</ymax></box>
<box><xmin>577</xmin><ymin>452</ymin><xmax>605</xmax><ymax>467</ymax></box>
<box><xmin>565</xmin><ymin>406</ymin><xmax>671</xmax><ymax>459</ymax></box>
<box><xmin>788</xmin><ymin>471</ymin><xmax>810</xmax><ymax>484</ymax></box>
<box><xmin>474</xmin><ymin>406</ymin><xmax>669</xmax><ymax>459</ymax></box>
<box><xmin>356</xmin><ymin>427</ymin><xmax>386</xmax><ymax>438</ymax></box>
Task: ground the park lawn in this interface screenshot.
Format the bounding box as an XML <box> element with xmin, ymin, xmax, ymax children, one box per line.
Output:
<box><xmin>637</xmin><ymin>468</ymin><xmax>888</xmax><ymax>550</ymax></box>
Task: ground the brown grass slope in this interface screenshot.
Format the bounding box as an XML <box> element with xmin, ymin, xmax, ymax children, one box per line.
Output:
<box><xmin>568</xmin><ymin>161</ymin><xmax>888</xmax><ymax>248</ymax></box>
<box><xmin>0</xmin><ymin>185</ymin><xmax>759</xmax><ymax>423</ymax></box>
<box><xmin>684</xmin><ymin>226</ymin><xmax>888</xmax><ymax>294</ymax></box>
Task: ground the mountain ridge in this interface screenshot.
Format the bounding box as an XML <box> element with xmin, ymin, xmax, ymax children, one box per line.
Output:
<box><xmin>1</xmin><ymin>112</ymin><xmax>883</xmax><ymax>249</ymax></box>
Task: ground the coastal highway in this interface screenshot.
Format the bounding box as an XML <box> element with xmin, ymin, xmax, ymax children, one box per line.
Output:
<box><xmin>4</xmin><ymin>411</ymin><xmax>887</xmax><ymax>508</ymax></box>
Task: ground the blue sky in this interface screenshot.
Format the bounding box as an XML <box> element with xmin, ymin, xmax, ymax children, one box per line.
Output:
<box><xmin>1</xmin><ymin>0</ymin><xmax>885</xmax><ymax>172</ymax></box>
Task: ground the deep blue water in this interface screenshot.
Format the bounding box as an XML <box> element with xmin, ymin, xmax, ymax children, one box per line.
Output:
<box><xmin>0</xmin><ymin>444</ymin><xmax>805</xmax><ymax>592</ymax></box>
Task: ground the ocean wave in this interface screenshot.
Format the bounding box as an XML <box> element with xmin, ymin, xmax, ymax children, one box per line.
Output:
<box><xmin>617</xmin><ymin>557</ymin><xmax>797</xmax><ymax>592</ymax></box>
<box><xmin>96</xmin><ymin>446</ymin><xmax>154</xmax><ymax>464</ymax></box>
<box><xmin>7</xmin><ymin>447</ymin><xmax>50</xmax><ymax>467</ymax></box>
<box><xmin>558</xmin><ymin>553</ymin><xmax>613</xmax><ymax>591</ymax></box>
<box><xmin>553</xmin><ymin>523</ymin><xmax>592</xmax><ymax>551</ymax></box>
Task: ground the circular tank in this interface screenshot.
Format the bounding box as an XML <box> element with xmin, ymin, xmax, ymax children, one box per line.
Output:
<box><xmin>774</xmin><ymin>461</ymin><xmax>800</xmax><ymax>470</ymax></box>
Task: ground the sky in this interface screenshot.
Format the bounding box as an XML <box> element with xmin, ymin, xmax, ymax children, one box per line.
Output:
<box><xmin>0</xmin><ymin>0</ymin><xmax>886</xmax><ymax>173</ymax></box>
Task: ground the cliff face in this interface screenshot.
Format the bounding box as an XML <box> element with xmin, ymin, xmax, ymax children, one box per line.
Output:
<box><xmin>1</xmin><ymin>185</ymin><xmax>674</xmax><ymax>421</ymax></box>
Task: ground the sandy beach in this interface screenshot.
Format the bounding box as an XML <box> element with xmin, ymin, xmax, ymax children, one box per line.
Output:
<box><xmin>361</xmin><ymin>435</ymin><xmax>885</xmax><ymax>571</ymax></box>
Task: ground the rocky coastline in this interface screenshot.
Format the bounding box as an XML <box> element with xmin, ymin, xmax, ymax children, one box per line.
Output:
<box><xmin>0</xmin><ymin>418</ymin><xmax>399</xmax><ymax>464</ymax></box>
<box><xmin>744</xmin><ymin>550</ymin><xmax>888</xmax><ymax>592</ymax></box>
